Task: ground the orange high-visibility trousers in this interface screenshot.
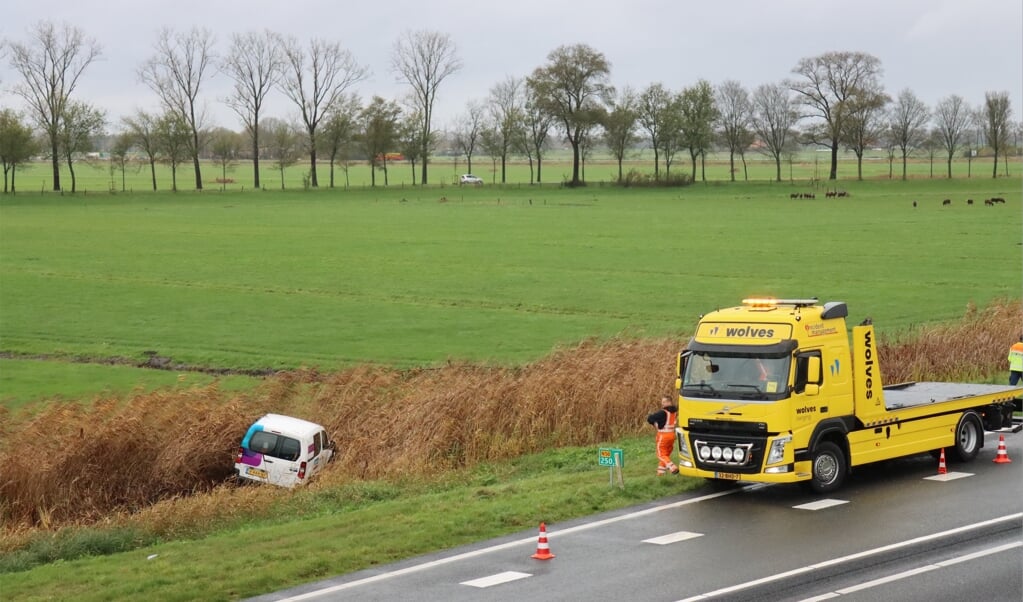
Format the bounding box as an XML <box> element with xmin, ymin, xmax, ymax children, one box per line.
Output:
<box><xmin>656</xmin><ymin>431</ymin><xmax>677</xmax><ymax>475</ymax></box>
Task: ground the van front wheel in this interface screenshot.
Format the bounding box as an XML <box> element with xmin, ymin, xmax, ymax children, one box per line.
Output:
<box><xmin>809</xmin><ymin>441</ymin><xmax>847</xmax><ymax>494</ymax></box>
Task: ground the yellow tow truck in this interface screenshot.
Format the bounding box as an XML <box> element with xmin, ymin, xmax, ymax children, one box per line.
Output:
<box><xmin>674</xmin><ymin>298</ymin><xmax>1021</xmax><ymax>493</ymax></box>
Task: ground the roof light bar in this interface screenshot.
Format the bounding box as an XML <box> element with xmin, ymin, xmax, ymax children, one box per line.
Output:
<box><xmin>742</xmin><ymin>297</ymin><xmax>819</xmax><ymax>308</ymax></box>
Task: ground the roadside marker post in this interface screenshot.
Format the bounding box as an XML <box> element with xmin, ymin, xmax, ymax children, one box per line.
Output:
<box><xmin>598</xmin><ymin>447</ymin><xmax>624</xmax><ymax>489</ymax></box>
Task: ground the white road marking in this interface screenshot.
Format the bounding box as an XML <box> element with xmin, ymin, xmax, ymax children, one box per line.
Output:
<box><xmin>675</xmin><ymin>513</ymin><xmax>1023</xmax><ymax>602</ymax></box>
<box><xmin>793</xmin><ymin>499</ymin><xmax>848</xmax><ymax>511</ymax></box>
<box><xmin>643</xmin><ymin>531</ymin><xmax>704</xmax><ymax>545</ymax></box>
<box><xmin>799</xmin><ymin>593</ymin><xmax>840</xmax><ymax>601</ymax></box>
<box><xmin>801</xmin><ymin>541</ymin><xmax>1023</xmax><ymax>600</ymax></box>
<box><xmin>923</xmin><ymin>471</ymin><xmax>973</xmax><ymax>482</ymax></box>
<box><xmin>833</xmin><ymin>565</ymin><xmax>937</xmax><ymax>594</ymax></box>
<box><xmin>278</xmin><ymin>485</ymin><xmax>754</xmax><ymax>600</ymax></box>
<box><xmin>460</xmin><ymin>571</ymin><xmax>531</xmax><ymax>588</ymax></box>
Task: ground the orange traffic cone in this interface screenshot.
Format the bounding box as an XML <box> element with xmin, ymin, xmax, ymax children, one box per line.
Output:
<box><xmin>530</xmin><ymin>522</ymin><xmax>555</xmax><ymax>560</ymax></box>
<box><xmin>993</xmin><ymin>434</ymin><xmax>1012</xmax><ymax>464</ymax></box>
<box><xmin>937</xmin><ymin>448</ymin><xmax>947</xmax><ymax>474</ymax></box>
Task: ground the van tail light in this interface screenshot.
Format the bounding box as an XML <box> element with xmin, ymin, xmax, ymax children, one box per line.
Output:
<box><xmin>298</xmin><ymin>461</ymin><xmax>307</xmax><ymax>479</ymax></box>
<box><xmin>235</xmin><ymin>447</ymin><xmax>244</xmax><ymax>463</ymax></box>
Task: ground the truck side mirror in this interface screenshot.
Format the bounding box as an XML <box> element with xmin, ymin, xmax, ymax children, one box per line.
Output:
<box><xmin>677</xmin><ymin>351</ymin><xmax>690</xmax><ymax>379</ymax></box>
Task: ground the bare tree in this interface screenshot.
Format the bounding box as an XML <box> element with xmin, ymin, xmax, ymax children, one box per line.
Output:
<box><xmin>7</xmin><ymin>21</ymin><xmax>101</xmax><ymax>191</ymax></box>
<box><xmin>1014</xmin><ymin>120</ymin><xmax>1023</xmax><ymax>160</ymax></box>
<box><xmin>391</xmin><ymin>30</ymin><xmax>461</xmax><ymax>186</ymax></box>
<box><xmin>882</xmin><ymin>134</ymin><xmax>897</xmax><ymax>179</ymax></box>
<box><xmin>637</xmin><ymin>83</ymin><xmax>672</xmax><ymax>180</ymax></box>
<box><xmin>577</xmin><ymin>120</ymin><xmax>603</xmax><ymax>182</ymax></box>
<box><xmin>0</xmin><ymin>108</ymin><xmax>39</xmax><ymax>193</ymax></box>
<box><xmin>397</xmin><ymin>109</ymin><xmax>425</xmax><ymax>186</ymax></box>
<box><xmin>887</xmin><ymin>89</ymin><xmax>930</xmax><ymax>180</ymax></box>
<box><xmin>527</xmin><ymin>44</ymin><xmax>612</xmax><ymax>186</ymax></box>
<box><xmin>679</xmin><ymin>80</ymin><xmax>719</xmax><ymax>182</ymax></box>
<box><xmin>222</xmin><ymin>30</ymin><xmax>283</xmax><ymax>189</ymax></box>
<box><xmin>57</xmin><ymin>100</ymin><xmax>106</xmax><ymax>192</ymax></box>
<box><xmin>452</xmin><ymin>100</ymin><xmax>485</xmax><ymax>176</ymax></box>
<box><xmin>122</xmin><ymin>110</ymin><xmax>162</xmax><ymax>190</ymax></box>
<box><xmin>921</xmin><ymin>128</ymin><xmax>942</xmax><ymax>178</ymax></box>
<box><xmin>358</xmin><ymin>96</ymin><xmax>402</xmax><ymax>187</ymax></box>
<box><xmin>840</xmin><ymin>89</ymin><xmax>889</xmax><ymax>180</ymax></box>
<box><xmin>139</xmin><ymin>27</ymin><xmax>216</xmax><ymax>190</ymax></box>
<box><xmin>751</xmin><ymin>82</ymin><xmax>799</xmax><ymax>182</ymax></box>
<box><xmin>108</xmin><ymin>131</ymin><xmax>135</xmax><ymax>192</ymax></box>
<box><xmin>517</xmin><ymin>87</ymin><xmax>554</xmax><ymax>184</ymax></box>
<box><xmin>659</xmin><ymin>93</ymin><xmax>685</xmax><ymax>179</ymax></box>
<box><xmin>480</xmin><ymin>126</ymin><xmax>503</xmax><ymax>183</ymax></box>
<box><xmin>279</xmin><ymin>36</ymin><xmax>367</xmax><ymax>188</ymax></box>
<box><xmin>602</xmin><ymin>86</ymin><xmax>639</xmax><ymax>182</ymax></box>
<box><xmin>154</xmin><ymin>110</ymin><xmax>192</xmax><ymax>192</ymax></box>
<box><xmin>982</xmin><ymin>90</ymin><xmax>1013</xmax><ymax>178</ymax></box>
<box><xmin>788</xmin><ymin>51</ymin><xmax>884</xmax><ymax>180</ymax></box>
<box><xmin>487</xmin><ymin>76</ymin><xmax>523</xmax><ymax>183</ymax></box>
<box><xmin>934</xmin><ymin>95</ymin><xmax>970</xmax><ymax>178</ymax></box>
<box><xmin>263</xmin><ymin>117</ymin><xmax>302</xmax><ymax>190</ymax></box>
<box><xmin>965</xmin><ymin>108</ymin><xmax>985</xmax><ymax>178</ymax></box>
<box><xmin>716</xmin><ymin>80</ymin><xmax>754</xmax><ymax>181</ymax></box>
<box><xmin>208</xmin><ymin>127</ymin><xmax>243</xmax><ymax>189</ymax></box>
<box><xmin>318</xmin><ymin>94</ymin><xmax>360</xmax><ymax>189</ymax></box>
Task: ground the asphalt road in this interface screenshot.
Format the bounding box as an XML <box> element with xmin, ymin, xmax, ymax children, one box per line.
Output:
<box><xmin>250</xmin><ymin>430</ymin><xmax>1023</xmax><ymax>602</ymax></box>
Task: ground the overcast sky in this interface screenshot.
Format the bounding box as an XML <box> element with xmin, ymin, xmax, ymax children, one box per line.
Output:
<box><xmin>2</xmin><ymin>0</ymin><xmax>1021</xmax><ymax>132</ymax></box>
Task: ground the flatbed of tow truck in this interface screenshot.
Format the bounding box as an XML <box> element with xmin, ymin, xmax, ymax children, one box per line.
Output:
<box><xmin>883</xmin><ymin>382</ymin><xmax>1020</xmax><ymax>409</ymax></box>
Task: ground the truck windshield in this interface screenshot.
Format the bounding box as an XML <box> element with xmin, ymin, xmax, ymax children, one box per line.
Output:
<box><xmin>682</xmin><ymin>351</ymin><xmax>791</xmax><ymax>400</ymax></box>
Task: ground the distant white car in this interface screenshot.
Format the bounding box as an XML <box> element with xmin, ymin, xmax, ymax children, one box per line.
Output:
<box><xmin>459</xmin><ymin>174</ymin><xmax>483</xmax><ymax>185</ymax></box>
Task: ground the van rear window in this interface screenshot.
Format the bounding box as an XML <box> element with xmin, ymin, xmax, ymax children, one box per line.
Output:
<box><xmin>249</xmin><ymin>432</ymin><xmax>302</xmax><ymax>461</ymax></box>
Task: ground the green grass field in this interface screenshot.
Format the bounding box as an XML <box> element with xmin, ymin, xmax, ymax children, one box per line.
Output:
<box><xmin>2</xmin><ymin>172</ymin><xmax>1021</xmax><ymax>405</ymax></box>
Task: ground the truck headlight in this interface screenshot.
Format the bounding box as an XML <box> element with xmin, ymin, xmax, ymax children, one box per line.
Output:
<box><xmin>676</xmin><ymin>428</ymin><xmax>692</xmax><ymax>464</ymax></box>
<box><xmin>766</xmin><ymin>435</ymin><xmax>791</xmax><ymax>465</ymax></box>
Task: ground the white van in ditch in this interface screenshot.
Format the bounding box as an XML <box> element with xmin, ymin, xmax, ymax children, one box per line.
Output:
<box><xmin>235</xmin><ymin>414</ymin><xmax>335</xmax><ymax>488</ymax></box>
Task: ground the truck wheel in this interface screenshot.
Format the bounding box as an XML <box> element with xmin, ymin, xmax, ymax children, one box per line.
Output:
<box><xmin>951</xmin><ymin>412</ymin><xmax>982</xmax><ymax>462</ymax></box>
<box><xmin>809</xmin><ymin>441</ymin><xmax>847</xmax><ymax>494</ymax></box>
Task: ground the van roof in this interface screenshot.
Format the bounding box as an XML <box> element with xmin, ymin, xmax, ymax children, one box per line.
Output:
<box><xmin>254</xmin><ymin>413</ymin><xmax>326</xmax><ymax>437</ymax></box>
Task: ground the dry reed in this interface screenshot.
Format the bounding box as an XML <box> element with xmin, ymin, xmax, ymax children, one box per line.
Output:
<box><xmin>1</xmin><ymin>300</ymin><xmax>1019</xmax><ymax>540</ymax></box>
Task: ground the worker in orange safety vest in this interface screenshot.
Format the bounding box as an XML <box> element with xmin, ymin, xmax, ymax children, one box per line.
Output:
<box><xmin>647</xmin><ymin>394</ymin><xmax>678</xmax><ymax>476</ymax></box>
<box><xmin>1009</xmin><ymin>335</ymin><xmax>1023</xmax><ymax>386</ymax></box>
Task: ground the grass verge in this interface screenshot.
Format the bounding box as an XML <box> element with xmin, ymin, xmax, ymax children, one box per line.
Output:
<box><xmin>0</xmin><ymin>435</ymin><xmax>700</xmax><ymax>601</ymax></box>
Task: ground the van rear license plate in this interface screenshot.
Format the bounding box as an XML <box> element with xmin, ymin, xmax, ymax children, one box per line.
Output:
<box><xmin>246</xmin><ymin>467</ymin><xmax>268</xmax><ymax>479</ymax></box>
<box><xmin>715</xmin><ymin>472</ymin><xmax>740</xmax><ymax>480</ymax></box>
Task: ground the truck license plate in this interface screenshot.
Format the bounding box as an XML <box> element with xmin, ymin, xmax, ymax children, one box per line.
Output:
<box><xmin>714</xmin><ymin>472</ymin><xmax>740</xmax><ymax>480</ymax></box>
<box><xmin>246</xmin><ymin>467</ymin><xmax>268</xmax><ymax>479</ymax></box>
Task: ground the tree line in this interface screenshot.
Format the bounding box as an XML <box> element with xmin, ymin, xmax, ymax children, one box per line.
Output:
<box><xmin>0</xmin><ymin>21</ymin><xmax>1018</xmax><ymax>193</ymax></box>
